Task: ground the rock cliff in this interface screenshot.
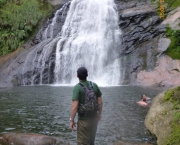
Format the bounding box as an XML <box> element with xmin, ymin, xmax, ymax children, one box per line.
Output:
<box><xmin>136</xmin><ymin>7</ymin><xmax>180</xmax><ymax>86</ymax></box>
<box><xmin>145</xmin><ymin>86</ymin><xmax>180</xmax><ymax>145</ymax></box>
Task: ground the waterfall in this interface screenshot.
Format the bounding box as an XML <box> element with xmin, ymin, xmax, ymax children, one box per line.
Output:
<box><xmin>21</xmin><ymin>0</ymin><xmax>122</xmax><ymax>86</ymax></box>
<box><xmin>42</xmin><ymin>3</ymin><xmax>70</xmax><ymax>40</ymax></box>
<box><xmin>54</xmin><ymin>0</ymin><xmax>122</xmax><ymax>85</ymax></box>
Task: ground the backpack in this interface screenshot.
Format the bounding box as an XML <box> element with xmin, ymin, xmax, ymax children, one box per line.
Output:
<box><xmin>78</xmin><ymin>81</ymin><xmax>99</xmax><ymax>116</ymax></box>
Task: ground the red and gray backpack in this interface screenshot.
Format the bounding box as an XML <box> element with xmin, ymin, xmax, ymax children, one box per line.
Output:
<box><xmin>78</xmin><ymin>81</ymin><xmax>99</xmax><ymax>116</ymax></box>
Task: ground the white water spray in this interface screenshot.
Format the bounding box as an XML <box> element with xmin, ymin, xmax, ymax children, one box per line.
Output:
<box><xmin>54</xmin><ymin>0</ymin><xmax>122</xmax><ymax>85</ymax></box>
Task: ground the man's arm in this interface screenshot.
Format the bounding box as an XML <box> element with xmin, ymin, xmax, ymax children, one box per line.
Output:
<box><xmin>70</xmin><ymin>100</ymin><xmax>79</xmax><ymax>130</ymax></box>
<box><xmin>98</xmin><ymin>97</ymin><xmax>103</xmax><ymax>122</ymax></box>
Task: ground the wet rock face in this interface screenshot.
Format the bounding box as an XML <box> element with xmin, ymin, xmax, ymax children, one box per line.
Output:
<box><xmin>136</xmin><ymin>7</ymin><xmax>180</xmax><ymax>86</ymax></box>
<box><xmin>119</xmin><ymin>6</ymin><xmax>164</xmax><ymax>54</ymax></box>
<box><xmin>33</xmin><ymin>2</ymin><xmax>71</xmax><ymax>45</ymax></box>
<box><xmin>48</xmin><ymin>0</ymin><xmax>70</xmax><ymax>6</ymax></box>
<box><xmin>116</xmin><ymin>0</ymin><xmax>165</xmax><ymax>84</ymax></box>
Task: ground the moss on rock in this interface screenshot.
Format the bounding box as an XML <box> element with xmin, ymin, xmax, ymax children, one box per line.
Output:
<box><xmin>164</xmin><ymin>87</ymin><xmax>180</xmax><ymax>145</ymax></box>
<box><xmin>145</xmin><ymin>86</ymin><xmax>180</xmax><ymax>145</ymax></box>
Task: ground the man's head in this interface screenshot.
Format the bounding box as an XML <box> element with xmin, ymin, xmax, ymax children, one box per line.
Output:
<box><xmin>77</xmin><ymin>67</ymin><xmax>88</xmax><ymax>80</ymax></box>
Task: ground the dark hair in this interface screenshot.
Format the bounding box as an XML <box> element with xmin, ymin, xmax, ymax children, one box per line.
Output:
<box><xmin>77</xmin><ymin>67</ymin><xmax>88</xmax><ymax>80</ymax></box>
<box><xmin>142</xmin><ymin>98</ymin><xmax>146</xmax><ymax>102</ymax></box>
<box><xmin>141</xmin><ymin>95</ymin><xmax>146</xmax><ymax>102</ymax></box>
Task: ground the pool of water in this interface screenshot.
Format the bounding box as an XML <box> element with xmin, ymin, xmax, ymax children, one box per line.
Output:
<box><xmin>0</xmin><ymin>85</ymin><xmax>167</xmax><ymax>144</ymax></box>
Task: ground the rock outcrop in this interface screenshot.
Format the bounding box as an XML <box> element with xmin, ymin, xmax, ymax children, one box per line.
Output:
<box><xmin>162</xmin><ymin>7</ymin><xmax>180</xmax><ymax>30</ymax></box>
<box><xmin>136</xmin><ymin>6</ymin><xmax>180</xmax><ymax>87</ymax></box>
<box><xmin>117</xmin><ymin>1</ymin><xmax>165</xmax><ymax>84</ymax></box>
<box><xmin>137</xmin><ymin>56</ymin><xmax>180</xmax><ymax>86</ymax></box>
<box><xmin>145</xmin><ymin>86</ymin><xmax>180</xmax><ymax>145</ymax></box>
<box><xmin>145</xmin><ymin>91</ymin><xmax>174</xmax><ymax>145</ymax></box>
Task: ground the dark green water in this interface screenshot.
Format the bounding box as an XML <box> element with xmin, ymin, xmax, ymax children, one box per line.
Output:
<box><xmin>0</xmin><ymin>85</ymin><xmax>167</xmax><ymax>144</ymax></box>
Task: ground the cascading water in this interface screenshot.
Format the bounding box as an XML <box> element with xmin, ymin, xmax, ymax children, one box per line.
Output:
<box><xmin>21</xmin><ymin>0</ymin><xmax>121</xmax><ymax>86</ymax></box>
<box><xmin>54</xmin><ymin>0</ymin><xmax>122</xmax><ymax>85</ymax></box>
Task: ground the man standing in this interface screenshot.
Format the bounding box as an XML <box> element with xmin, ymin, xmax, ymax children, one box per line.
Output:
<box><xmin>70</xmin><ymin>67</ymin><xmax>103</xmax><ymax>145</ymax></box>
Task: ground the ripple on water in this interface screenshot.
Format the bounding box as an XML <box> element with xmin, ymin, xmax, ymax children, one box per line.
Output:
<box><xmin>0</xmin><ymin>86</ymin><xmax>167</xmax><ymax>144</ymax></box>
<box><xmin>5</xmin><ymin>128</ymin><xmax>16</xmax><ymax>131</ymax></box>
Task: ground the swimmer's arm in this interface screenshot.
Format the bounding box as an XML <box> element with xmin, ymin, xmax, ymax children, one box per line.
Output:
<box><xmin>146</xmin><ymin>97</ymin><xmax>151</xmax><ymax>100</ymax></box>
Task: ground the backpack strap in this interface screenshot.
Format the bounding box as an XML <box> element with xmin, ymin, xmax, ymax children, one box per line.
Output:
<box><xmin>89</xmin><ymin>81</ymin><xmax>94</xmax><ymax>89</ymax></box>
<box><xmin>78</xmin><ymin>83</ymin><xmax>87</xmax><ymax>90</ymax></box>
<box><xmin>79</xmin><ymin>81</ymin><xmax>94</xmax><ymax>90</ymax></box>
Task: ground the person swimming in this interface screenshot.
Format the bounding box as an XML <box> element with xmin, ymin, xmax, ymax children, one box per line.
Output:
<box><xmin>137</xmin><ymin>95</ymin><xmax>151</xmax><ymax>106</ymax></box>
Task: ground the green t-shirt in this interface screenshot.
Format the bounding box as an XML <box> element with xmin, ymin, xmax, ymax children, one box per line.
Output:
<box><xmin>72</xmin><ymin>80</ymin><xmax>102</xmax><ymax>119</ymax></box>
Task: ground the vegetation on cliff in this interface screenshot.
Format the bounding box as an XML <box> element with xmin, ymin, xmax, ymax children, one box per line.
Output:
<box><xmin>165</xmin><ymin>27</ymin><xmax>180</xmax><ymax>59</ymax></box>
<box><xmin>0</xmin><ymin>0</ymin><xmax>52</xmax><ymax>56</ymax></box>
<box><xmin>151</xmin><ymin>0</ymin><xmax>180</xmax><ymax>59</ymax></box>
<box><xmin>164</xmin><ymin>86</ymin><xmax>180</xmax><ymax>145</ymax></box>
<box><xmin>151</xmin><ymin>0</ymin><xmax>180</xmax><ymax>14</ymax></box>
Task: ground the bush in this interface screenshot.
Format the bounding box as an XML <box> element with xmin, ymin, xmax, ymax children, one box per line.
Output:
<box><xmin>0</xmin><ymin>0</ymin><xmax>52</xmax><ymax>55</ymax></box>
<box><xmin>0</xmin><ymin>0</ymin><xmax>6</xmax><ymax>7</ymax></box>
<box><xmin>165</xmin><ymin>26</ymin><xmax>180</xmax><ymax>59</ymax></box>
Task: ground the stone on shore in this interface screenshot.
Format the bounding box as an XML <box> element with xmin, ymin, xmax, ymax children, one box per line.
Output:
<box><xmin>0</xmin><ymin>137</ymin><xmax>9</xmax><ymax>145</ymax></box>
<box><xmin>2</xmin><ymin>133</ymin><xmax>57</xmax><ymax>145</ymax></box>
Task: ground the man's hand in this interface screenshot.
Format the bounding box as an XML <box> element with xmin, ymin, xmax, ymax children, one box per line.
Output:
<box><xmin>70</xmin><ymin>101</ymin><xmax>78</xmax><ymax>130</ymax></box>
<box><xmin>70</xmin><ymin>121</ymin><xmax>76</xmax><ymax>130</ymax></box>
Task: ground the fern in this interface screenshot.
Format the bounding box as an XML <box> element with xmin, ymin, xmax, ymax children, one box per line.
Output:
<box><xmin>0</xmin><ymin>0</ymin><xmax>52</xmax><ymax>55</ymax></box>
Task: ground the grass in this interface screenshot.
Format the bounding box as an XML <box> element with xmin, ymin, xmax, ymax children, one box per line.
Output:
<box><xmin>164</xmin><ymin>87</ymin><xmax>180</xmax><ymax>145</ymax></box>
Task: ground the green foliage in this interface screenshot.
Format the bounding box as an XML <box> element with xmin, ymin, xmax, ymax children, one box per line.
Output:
<box><xmin>0</xmin><ymin>0</ymin><xmax>6</xmax><ymax>7</ymax></box>
<box><xmin>165</xmin><ymin>111</ymin><xmax>180</xmax><ymax>145</ymax></box>
<box><xmin>0</xmin><ymin>0</ymin><xmax>52</xmax><ymax>56</ymax></box>
<box><xmin>165</xmin><ymin>27</ymin><xmax>180</xmax><ymax>59</ymax></box>
<box><xmin>164</xmin><ymin>87</ymin><xmax>180</xmax><ymax>145</ymax></box>
<box><xmin>164</xmin><ymin>86</ymin><xmax>180</xmax><ymax>102</ymax></box>
<box><xmin>152</xmin><ymin>0</ymin><xmax>180</xmax><ymax>19</ymax></box>
<box><xmin>164</xmin><ymin>0</ymin><xmax>180</xmax><ymax>10</ymax></box>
